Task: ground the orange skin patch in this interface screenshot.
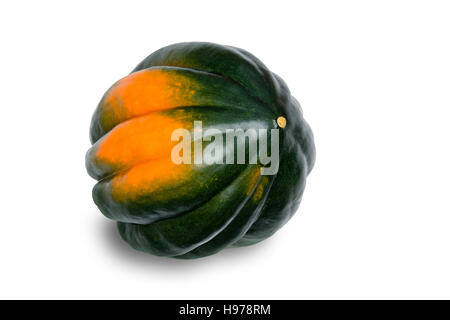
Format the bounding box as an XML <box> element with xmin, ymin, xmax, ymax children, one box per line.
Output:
<box><xmin>94</xmin><ymin>113</ymin><xmax>193</xmax><ymax>203</ymax></box>
<box><xmin>92</xmin><ymin>68</ymin><xmax>200</xmax><ymax>204</ymax></box>
<box><xmin>110</xmin><ymin>159</ymin><xmax>191</xmax><ymax>203</ymax></box>
<box><xmin>252</xmin><ymin>176</ymin><xmax>269</xmax><ymax>202</ymax></box>
<box><xmin>95</xmin><ymin>113</ymin><xmax>188</xmax><ymax>171</ymax></box>
<box><xmin>246</xmin><ymin>168</ymin><xmax>262</xmax><ymax>196</ymax></box>
<box><xmin>99</xmin><ymin>68</ymin><xmax>197</xmax><ymax>134</ymax></box>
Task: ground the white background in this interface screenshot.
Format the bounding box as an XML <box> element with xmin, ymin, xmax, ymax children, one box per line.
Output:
<box><xmin>0</xmin><ymin>0</ymin><xmax>449</xmax><ymax>299</ymax></box>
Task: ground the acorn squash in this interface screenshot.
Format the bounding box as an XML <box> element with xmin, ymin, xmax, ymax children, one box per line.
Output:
<box><xmin>86</xmin><ymin>42</ymin><xmax>315</xmax><ymax>259</ymax></box>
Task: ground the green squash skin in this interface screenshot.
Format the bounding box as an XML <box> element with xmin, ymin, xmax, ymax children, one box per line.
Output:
<box><xmin>87</xmin><ymin>42</ymin><xmax>315</xmax><ymax>259</ymax></box>
<box><xmin>117</xmin><ymin>165</ymin><xmax>269</xmax><ymax>257</ymax></box>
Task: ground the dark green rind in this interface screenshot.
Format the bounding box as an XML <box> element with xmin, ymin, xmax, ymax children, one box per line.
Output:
<box><xmin>175</xmin><ymin>175</ymin><xmax>276</xmax><ymax>259</ymax></box>
<box><xmin>232</xmin><ymin>74</ymin><xmax>315</xmax><ymax>247</ymax></box>
<box><xmin>117</xmin><ymin>165</ymin><xmax>262</xmax><ymax>257</ymax></box>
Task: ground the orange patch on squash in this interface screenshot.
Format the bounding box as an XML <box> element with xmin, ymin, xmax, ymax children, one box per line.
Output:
<box><xmin>245</xmin><ymin>167</ymin><xmax>262</xmax><ymax>196</ymax></box>
<box><xmin>110</xmin><ymin>158</ymin><xmax>191</xmax><ymax>202</ymax></box>
<box><xmin>95</xmin><ymin>113</ymin><xmax>189</xmax><ymax>173</ymax></box>
<box><xmin>100</xmin><ymin>68</ymin><xmax>197</xmax><ymax>132</ymax></box>
<box><xmin>252</xmin><ymin>176</ymin><xmax>269</xmax><ymax>202</ymax></box>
